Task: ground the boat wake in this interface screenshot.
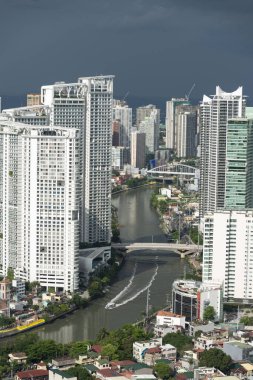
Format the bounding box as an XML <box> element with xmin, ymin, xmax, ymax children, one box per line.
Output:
<box><xmin>105</xmin><ymin>262</ymin><xmax>158</xmax><ymax>310</ymax></box>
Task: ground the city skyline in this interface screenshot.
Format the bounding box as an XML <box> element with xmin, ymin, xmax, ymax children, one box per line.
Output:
<box><xmin>0</xmin><ymin>0</ymin><xmax>253</xmax><ymax>101</ymax></box>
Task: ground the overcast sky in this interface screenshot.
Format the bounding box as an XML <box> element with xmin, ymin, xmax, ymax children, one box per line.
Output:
<box><xmin>0</xmin><ymin>0</ymin><xmax>253</xmax><ymax>101</ymax></box>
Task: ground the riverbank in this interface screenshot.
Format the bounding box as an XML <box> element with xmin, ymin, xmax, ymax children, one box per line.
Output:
<box><xmin>112</xmin><ymin>182</ymin><xmax>157</xmax><ymax>195</ymax></box>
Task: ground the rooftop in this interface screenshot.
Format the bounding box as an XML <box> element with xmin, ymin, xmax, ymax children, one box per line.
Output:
<box><xmin>157</xmin><ymin>310</ymin><xmax>184</xmax><ymax>318</ymax></box>
<box><xmin>16</xmin><ymin>370</ymin><xmax>48</xmax><ymax>379</ymax></box>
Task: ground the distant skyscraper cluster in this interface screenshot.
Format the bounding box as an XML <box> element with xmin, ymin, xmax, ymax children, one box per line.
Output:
<box><xmin>0</xmin><ymin>75</ymin><xmax>114</xmax><ymax>292</ymax></box>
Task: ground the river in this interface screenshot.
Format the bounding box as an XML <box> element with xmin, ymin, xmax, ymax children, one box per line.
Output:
<box><xmin>36</xmin><ymin>187</ymin><xmax>186</xmax><ymax>343</ymax></box>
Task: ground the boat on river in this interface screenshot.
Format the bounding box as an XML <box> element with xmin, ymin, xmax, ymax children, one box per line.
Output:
<box><xmin>105</xmin><ymin>302</ymin><xmax>116</xmax><ymax>309</ymax></box>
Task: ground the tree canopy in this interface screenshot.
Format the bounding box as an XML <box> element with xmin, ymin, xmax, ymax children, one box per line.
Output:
<box><xmin>163</xmin><ymin>332</ymin><xmax>192</xmax><ymax>354</ymax></box>
<box><xmin>199</xmin><ymin>348</ymin><xmax>232</xmax><ymax>374</ymax></box>
<box><xmin>154</xmin><ymin>362</ymin><xmax>173</xmax><ymax>379</ymax></box>
<box><xmin>203</xmin><ymin>306</ymin><xmax>216</xmax><ymax>321</ymax></box>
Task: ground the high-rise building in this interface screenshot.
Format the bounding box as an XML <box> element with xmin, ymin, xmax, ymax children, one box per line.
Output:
<box><xmin>3</xmin><ymin>105</ymin><xmax>50</xmax><ymax>125</ymax></box>
<box><xmin>203</xmin><ymin>210</ymin><xmax>253</xmax><ymax>302</ymax></box>
<box><xmin>199</xmin><ymin>86</ymin><xmax>246</xmax><ymax>218</ymax></box>
<box><xmin>112</xmin><ymin>100</ymin><xmax>132</xmax><ymax>148</ymax></box>
<box><xmin>112</xmin><ymin>120</ymin><xmax>120</xmax><ymax>146</ymax></box>
<box><xmin>131</xmin><ymin>131</ymin><xmax>146</xmax><ymax>169</ymax></box>
<box><xmin>112</xmin><ymin>146</ymin><xmax>129</xmax><ymax>170</ymax></box>
<box><xmin>27</xmin><ymin>93</ymin><xmax>41</xmax><ymax>106</ymax></box>
<box><xmin>136</xmin><ymin>104</ymin><xmax>160</xmax><ymax>129</ymax></box>
<box><xmin>175</xmin><ymin>105</ymin><xmax>198</xmax><ymax>158</ymax></box>
<box><xmin>41</xmin><ymin>76</ymin><xmax>114</xmax><ymax>244</ymax></box>
<box><xmin>139</xmin><ymin>109</ymin><xmax>160</xmax><ymax>154</ymax></box>
<box><xmin>0</xmin><ymin>117</ymin><xmax>79</xmax><ymax>292</ymax></box>
<box><xmin>225</xmin><ymin>118</ymin><xmax>253</xmax><ymax>210</ymax></box>
<box><xmin>165</xmin><ymin>98</ymin><xmax>189</xmax><ymax>150</ymax></box>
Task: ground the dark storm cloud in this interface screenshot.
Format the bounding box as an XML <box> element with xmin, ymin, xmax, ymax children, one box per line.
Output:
<box><xmin>0</xmin><ymin>0</ymin><xmax>252</xmax><ymax>101</ymax></box>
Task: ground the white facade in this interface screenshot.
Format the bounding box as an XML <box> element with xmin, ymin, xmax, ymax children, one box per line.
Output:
<box><xmin>199</xmin><ymin>86</ymin><xmax>245</xmax><ymax>218</ymax></box>
<box><xmin>136</xmin><ymin>104</ymin><xmax>160</xmax><ymax>129</ymax></box>
<box><xmin>112</xmin><ymin>101</ymin><xmax>132</xmax><ymax>148</ymax></box>
<box><xmin>203</xmin><ymin>210</ymin><xmax>253</xmax><ymax>302</ymax></box>
<box><xmin>42</xmin><ymin>76</ymin><xmax>113</xmax><ymax>244</ymax></box>
<box><xmin>156</xmin><ymin>310</ymin><xmax>185</xmax><ymax>328</ymax></box>
<box><xmin>112</xmin><ymin>146</ymin><xmax>129</xmax><ymax>170</ymax></box>
<box><xmin>133</xmin><ymin>338</ymin><xmax>162</xmax><ymax>363</ymax></box>
<box><xmin>165</xmin><ymin>98</ymin><xmax>189</xmax><ymax>149</ymax></box>
<box><xmin>0</xmin><ymin>118</ymin><xmax>79</xmax><ymax>291</ymax></box>
<box><xmin>139</xmin><ymin>109</ymin><xmax>159</xmax><ymax>154</ymax></box>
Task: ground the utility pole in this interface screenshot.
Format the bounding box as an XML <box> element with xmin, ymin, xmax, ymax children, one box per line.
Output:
<box><xmin>146</xmin><ymin>287</ymin><xmax>150</xmax><ymax>318</ymax></box>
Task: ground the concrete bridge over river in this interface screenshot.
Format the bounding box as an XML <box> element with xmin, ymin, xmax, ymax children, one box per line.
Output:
<box><xmin>112</xmin><ymin>242</ymin><xmax>202</xmax><ymax>258</ymax></box>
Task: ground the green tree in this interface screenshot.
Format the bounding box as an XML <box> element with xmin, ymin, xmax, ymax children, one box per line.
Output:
<box><xmin>199</xmin><ymin>348</ymin><xmax>232</xmax><ymax>374</ymax></box>
<box><xmin>163</xmin><ymin>333</ymin><xmax>192</xmax><ymax>354</ymax></box>
<box><xmin>154</xmin><ymin>362</ymin><xmax>173</xmax><ymax>379</ymax></box>
<box><xmin>7</xmin><ymin>267</ymin><xmax>14</xmax><ymax>281</ymax></box>
<box><xmin>65</xmin><ymin>366</ymin><xmax>92</xmax><ymax>380</ymax></box>
<box><xmin>203</xmin><ymin>306</ymin><xmax>216</xmax><ymax>321</ymax></box>
<box><xmin>69</xmin><ymin>341</ymin><xmax>90</xmax><ymax>358</ymax></box>
<box><xmin>88</xmin><ymin>280</ymin><xmax>103</xmax><ymax>299</ymax></box>
<box><xmin>26</xmin><ymin>340</ymin><xmax>61</xmax><ymax>362</ymax></box>
<box><xmin>101</xmin><ymin>343</ymin><xmax>119</xmax><ymax>360</ymax></box>
<box><xmin>240</xmin><ymin>316</ymin><xmax>253</xmax><ymax>325</ymax></box>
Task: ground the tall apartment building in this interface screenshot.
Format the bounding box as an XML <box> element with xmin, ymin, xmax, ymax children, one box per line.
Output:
<box><xmin>27</xmin><ymin>93</ymin><xmax>41</xmax><ymax>106</ymax></box>
<box><xmin>203</xmin><ymin>210</ymin><xmax>253</xmax><ymax>302</ymax></box>
<box><xmin>165</xmin><ymin>98</ymin><xmax>189</xmax><ymax>150</ymax></box>
<box><xmin>131</xmin><ymin>131</ymin><xmax>146</xmax><ymax>169</ymax></box>
<box><xmin>112</xmin><ymin>100</ymin><xmax>132</xmax><ymax>148</ymax></box>
<box><xmin>41</xmin><ymin>76</ymin><xmax>113</xmax><ymax>244</ymax></box>
<box><xmin>225</xmin><ymin>118</ymin><xmax>253</xmax><ymax>210</ymax></box>
<box><xmin>0</xmin><ymin>117</ymin><xmax>79</xmax><ymax>291</ymax></box>
<box><xmin>3</xmin><ymin>105</ymin><xmax>50</xmax><ymax>125</ymax></box>
<box><xmin>136</xmin><ymin>104</ymin><xmax>160</xmax><ymax>129</ymax></box>
<box><xmin>199</xmin><ymin>86</ymin><xmax>245</xmax><ymax>218</ymax></box>
<box><xmin>139</xmin><ymin>109</ymin><xmax>160</xmax><ymax>154</ymax></box>
<box><xmin>175</xmin><ymin>105</ymin><xmax>198</xmax><ymax>158</ymax></box>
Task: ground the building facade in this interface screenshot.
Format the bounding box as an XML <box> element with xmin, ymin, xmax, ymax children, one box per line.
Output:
<box><xmin>203</xmin><ymin>210</ymin><xmax>253</xmax><ymax>302</ymax></box>
<box><xmin>112</xmin><ymin>100</ymin><xmax>132</xmax><ymax>148</ymax></box>
<box><xmin>165</xmin><ymin>98</ymin><xmax>189</xmax><ymax>150</ymax></box>
<box><xmin>41</xmin><ymin>76</ymin><xmax>114</xmax><ymax>244</ymax></box>
<box><xmin>136</xmin><ymin>104</ymin><xmax>160</xmax><ymax>129</ymax></box>
<box><xmin>225</xmin><ymin>118</ymin><xmax>253</xmax><ymax>209</ymax></box>
<box><xmin>0</xmin><ymin>118</ymin><xmax>79</xmax><ymax>291</ymax></box>
<box><xmin>139</xmin><ymin>109</ymin><xmax>160</xmax><ymax>154</ymax></box>
<box><xmin>199</xmin><ymin>86</ymin><xmax>246</xmax><ymax>218</ymax></box>
<box><xmin>172</xmin><ymin>279</ymin><xmax>223</xmax><ymax>321</ymax></box>
<box><xmin>175</xmin><ymin>105</ymin><xmax>198</xmax><ymax>158</ymax></box>
<box><xmin>131</xmin><ymin>131</ymin><xmax>146</xmax><ymax>169</ymax></box>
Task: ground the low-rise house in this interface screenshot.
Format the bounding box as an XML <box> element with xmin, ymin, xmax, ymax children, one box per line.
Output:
<box><xmin>156</xmin><ymin>311</ymin><xmax>185</xmax><ymax>328</ymax></box>
<box><xmin>194</xmin><ymin>367</ymin><xmax>225</xmax><ymax>380</ymax></box>
<box><xmin>36</xmin><ymin>362</ymin><xmax>47</xmax><ymax>370</ymax></box>
<box><xmin>9</xmin><ymin>352</ymin><xmax>27</xmax><ymax>364</ymax></box>
<box><xmin>96</xmin><ymin>368</ymin><xmax>126</xmax><ymax>380</ymax></box>
<box><xmin>154</xmin><ymin>324</ymin><xmax>183</xmax><ymax>337</ymax></box>
<box><xmin>15</xmin><ymin>370</ymin><xmax>49</xmax><ymax>380</ymax></box>
<box><xmin>110</xmin><ymin>361</ymin><xmax>136</xmax><ymax>371</ymax></box>
<box><xmin>95</xmin><ymin>359</ymin><xmax>111</xmax><ymax>370</ymax></box>
<box><xmin>51</xmin><ymin>357</ymin><xmax>76</xmax><ymax>370</ymax></box>
<box><xmin>49</xmin><ymin>369</ymin><xmax>76</xmax><ymax>380</ymax></box>
<box><xmin>188</xmin><ymin>321</ymin><xmax>215</xmax><ymax>337</ymax></box>
<box><xmin>194</xmin><ymin>333</ymin><xmax>228</xmax><ymax>351</ymax></box>
<box><xmin>133</xmin><ymin>338</ymin><xmax>162</xmax><ymax>363</ymax></box>
<box><xmin>223</xmin><ymin>341</ymin><xmax>253</xmax><ymax>361</ymax></box>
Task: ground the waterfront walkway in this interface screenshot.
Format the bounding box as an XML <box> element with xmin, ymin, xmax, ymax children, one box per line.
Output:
<box><xmin>112</xmin><ymin>242</ymin><xmax>202</xmax><ymax>257</ymax></box>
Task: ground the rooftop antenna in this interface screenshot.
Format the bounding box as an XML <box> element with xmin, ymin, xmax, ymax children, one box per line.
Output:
<box><xmin>185</xmin><ymin>83</ymin><xmax>196</xmax><ymax>101</ymax></box>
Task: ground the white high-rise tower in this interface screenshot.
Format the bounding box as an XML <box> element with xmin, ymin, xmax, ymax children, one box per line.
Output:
<box><xmin>41</xmin><ymin>76</ymin><xmax>114</xmax><ymax>244</ymax></box>
<box><xmin>199</xmin><ymin>86</ymin><xmax>245</xmax><ymax>218</ymax></box>
<box><xmin>0</xmin><ymin>116</ymin><xmax>79</xmax><ymax>291</ymax></box>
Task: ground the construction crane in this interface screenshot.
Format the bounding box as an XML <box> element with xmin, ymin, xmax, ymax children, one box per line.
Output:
<box><xmin>122</xmin><ymin>91</ymin><xmax>130</xmax><ymax>102</ymax></box>
<box><xmin>185</xmin><ymin>83</ymin><xmax>196</xmax><ymax>101</ymax></box>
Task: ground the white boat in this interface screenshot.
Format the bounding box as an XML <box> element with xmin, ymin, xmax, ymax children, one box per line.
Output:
<box><xmin>105</xmin><ymin>302</ymin><xmax>116</xmax><ymax>309</ymax></box>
